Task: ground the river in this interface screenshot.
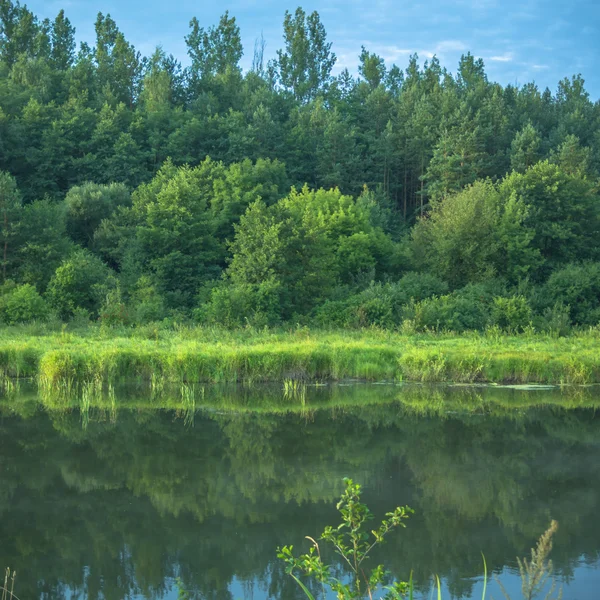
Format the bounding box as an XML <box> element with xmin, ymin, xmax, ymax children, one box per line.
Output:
<box><xmin>0</xmin><ymin>383</ymin><xmax>598</xmax><ymax>599</ymax></box>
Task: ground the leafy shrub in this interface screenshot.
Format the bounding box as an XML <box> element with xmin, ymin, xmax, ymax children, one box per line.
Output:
<box><xmin>312</xmin><ymin>274</ymin><xmax>449</xmax><ymax>329</ymax></box>
<box><xmin>388</xmin><ymin>272</ymin><xmax>449</xmax><ymax>304</ymax></box>
<box><xmin>536</xmin><ymin>301</ymin><xmax>572</xmax><ymax>337</ymax></box>
<box><xmin>46</xmin><ymin>249</ymin><xmax>115</xmax><ymax>319</ymax></box>
<box><xmin>0</xmin><ymin>282</ymin><xmax>49</xmax><ymax>324</ymax></box>
<box><xmin>405</xmin><ymin>283</ymin><xmax>501</xmax><ymax>332</ymax></box>
<box><xmin>99</xmin><ymin>286</ymin><xmax>129</xmax><ymax>327</ymax></box>
<box><xmin>491</xmin><ymin>295</ymin><xmax>532</xmax><ymax>332</ymax></box>
<box><xmin>69</xmin><ymin>307</ymin><xmax>91</xmax><ymax>329</ymax></box>
<box><xmin>197</xmin><ymin>279</ymin><xmax>282</xmax><ymax>328</ymax></box>
<box><xmin>543</xmin><ymin>262</ymin><xmax>600</xmax><ymax>325</ymax></box>
<box><xmin>129</xmin><ymin>276</ymin><xmax>166</xmax><ymax>324</ymax></box>
<box><xmin>312</xmin><ymin>298</ymin><xmax>359</xmax><ymax>328</ymax></box>
<box><xmin>409</xmin><ymin>293</ymin><xmax>491</xmax><ymax>332</ymax></box>
<box><xmin>278</xmin><ymin>479</ymin><xmax>412</xmax><ymax>600</ymax></box>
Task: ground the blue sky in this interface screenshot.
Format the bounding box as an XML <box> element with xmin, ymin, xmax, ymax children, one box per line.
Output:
<box><xmin>26</xmin><ymin>0</ymin><xmax>600</xmax><ymax>99</ymax></box>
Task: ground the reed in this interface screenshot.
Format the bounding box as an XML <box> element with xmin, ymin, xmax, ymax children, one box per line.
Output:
<box><xmin>0</xmin><ymin>327</ymin><xmax>598</xmax><ymax>388</ymax></box>
<box><xmin>1</xmin><ymin>568</ymin><xmax>17</xmax><ymax>600</ymax></box>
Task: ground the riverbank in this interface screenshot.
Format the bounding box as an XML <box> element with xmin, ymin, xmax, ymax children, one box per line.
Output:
<box><xmin>0</xmin><ymin>326</ymin><xmax>599</xmax><ymax>388</ymax></box>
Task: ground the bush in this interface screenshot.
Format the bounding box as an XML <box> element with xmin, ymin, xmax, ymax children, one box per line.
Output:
<box><xmin>312</xmin><ymin>298</ymin><xmax>359</xmax><ymax>328</ymax></box>
<box><xmin>99</xmin><ymin>286</ymin><xmax>130</xmax><ymax>327</ymax></box>
<box><xmin>197</xmin><ymin>279</ymin><xmax>282</xmax><ymax>328</ymax></box>
<box><xmin>312</xmin><ymin>274</ymin><xmax>450</xmax><ymax>329</ymax></box>
<box><xmin>543</xmin><ymin>262</ymin><xmax>600</xmax><ymax>325</ymax></box>
<box><xmin>536</xmin><ymin>301</ymin><xmax>572</xmax><ymax>337</ymax></box>
<box><xmin>46</xmin><ymin>249</ymin><xmax>116</xmax><ymax>320</ymax></box>
<box><xmin>0</xmin><ymin>282</ymin><xmax>49</xmax><ymax>324</ymax></box>
<box><xmin>128</xmin><ymin>276</ymin><xmax>166</xmax><ymax>324</ymax></box>
<box><xmin>491</xmin><ymin>295</ymin><xmax>532</xmax><ymax>332</ymax></box>
<box><xmin>388</xmin><ymin>272</ymin><xmax>449</xmax><ymax>304</ymax></box>
<box><xmin>409</xmin><ymin>293</ymin><xmax>491</xmax><ymax>332</ymax></box>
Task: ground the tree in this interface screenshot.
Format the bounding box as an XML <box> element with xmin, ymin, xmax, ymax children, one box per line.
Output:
<box><xmin>425</xmin><ymin>123</ymin><xmax>484</xmax><ymax>202</ymax></box>
<box><xmin>185</xmin><ymin>11</ymin><xmax>242</xmax><ymax>88</ymax></box>
<box><xmin>276</xmin><ymin>8</ymin><xmax>336</xmax><ymax>102</ymax></box>
<box><xmin>0</xmin><ymin>0</ymin><xmax>40</xmax><ymax>67</ymax></box>
<box><xmin>510</xmin><ymin>122</ymin><xmax>542</xmax><ymax>173</ymax></box>
<box><xmin>50</xmin><ymin>9</ymin><xmax>75</xmax><ymax>70</ymax></box>
<box><xmin>411</xmin><ymin>179</ymin><xmax>536</xmax><ymax>287</ymax></box>
<box><xmin>358</xmin><ymin>46</ymin><xmax>386</xmax><ymax>89</ymax></box>
<box><xmin>127</xmin><ymin>157</ymin><xmax>286</xmax><ymax>310</ymax></box>
<box><xmin>500</xmin><ymin>161</ymin><xmax>600</xmax><ymax>276</ymax></box>
<box><xmin>549</xmin><ymin>134</ymin><xmax>594</xmax><ymax>178</ymax></box>
<box><xmin>227</xmin><ymin>186</ymin><xmax>396</xmax><ymax>317</ymax></box>
<box><xmin>16</xmin><ymin>198</ymin><xmax>73</xmax><ymax>290</ymax></box>
<box><xmin>94</xmin><ymin>12</ymin><xmax>142</xmax><ymax>106</ymax></box>
<box><xmin>0</xmin><ymin>170</ymin><xmax>21</xmax><ymax>282</ymax></box>
<box><xmin>46</xmin><ymin>248</ymin><xmax>115</xmax><ymax>318</ymax></box>
<box><xmin>140</xmin><ymin>47</ymin><xmax>173</xmax><ymax>112</ymax></box>
<box><xmin>64</xmin><ymin>182</ymin><xmax>131</xmax><ymax>249</ymax></box>
<box><xmin>0</xmin><ymin>280</ymin><xmax>48</xmax><ymax>323</ymax></box>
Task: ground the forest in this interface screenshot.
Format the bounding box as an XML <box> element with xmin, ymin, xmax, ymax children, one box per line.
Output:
<box><xmin>0</xmin><ymin>0</ymin><xmax>599</xmax><ymax>334</ymax></box>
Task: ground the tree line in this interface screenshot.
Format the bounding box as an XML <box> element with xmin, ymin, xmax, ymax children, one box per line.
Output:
<box><xmin>0</xmin><ymin>0</ymin><xmax>599</xmax><ymax>331</ymax></box>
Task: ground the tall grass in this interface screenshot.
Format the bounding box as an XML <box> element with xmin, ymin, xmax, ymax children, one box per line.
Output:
<box><xmin>0</xmin><ymin>326</ymin><xmax>600</xmax><ymax>389</ymax></box>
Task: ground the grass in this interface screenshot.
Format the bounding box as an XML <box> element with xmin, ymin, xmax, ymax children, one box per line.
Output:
<box><xmin>0</xmin><ymin>325</ymin><xmax>600</xmax><ymax>389</ymax></box>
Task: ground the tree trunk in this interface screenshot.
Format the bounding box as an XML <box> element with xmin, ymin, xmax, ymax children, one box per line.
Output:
<box><xmin>3</xmin><ymin>208</ymin><xmax>7</xmax><ymax>282</ymax></box>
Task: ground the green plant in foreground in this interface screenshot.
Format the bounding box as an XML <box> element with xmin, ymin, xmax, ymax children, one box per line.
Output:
<box><xmin>279</xmin><ymin>481</ymin><xmax>564</xmax><ymax>600</ymax></box>
<box><xmin>278</xmin><ymin>478</ymin><xmax>413</xmax><ymax>599</ymax></box>
<box><xmin>496</xmin><ymin>520</ymin><xmax>562</xmax><ymax>600</ymax></box>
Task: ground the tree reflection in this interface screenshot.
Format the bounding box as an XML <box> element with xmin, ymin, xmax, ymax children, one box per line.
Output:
<box><xmin>0</xmin><ymin>385</ymin><xmax>599</xmax><ymax>599</ymax></box>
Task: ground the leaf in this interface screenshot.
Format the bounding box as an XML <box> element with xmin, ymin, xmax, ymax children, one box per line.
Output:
<box><xmin>289</xmin><ymin>573</ymin><xmax>317</xmax><ymax>600</ymax></box>
<box><xmin>481</xmin><ymin>553</ymin><xmax>487</xmax><ymax>600</ymax></box>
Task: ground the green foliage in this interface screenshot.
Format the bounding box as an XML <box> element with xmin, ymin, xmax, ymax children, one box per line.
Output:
<box><xmin>128</xmin><ymin>275</ymin><xmax>165</xmax><ymax>324</ymax></box>
<box><xmin>408</xmin><ymin>292</ymin><xmax>491</xmax><ymax>333</ymax></box>
<box><xmin>186</xmin><ymin>11</ymin><xmax>242</xmax><ymax>84</ymax></box>
<box><xmin>64</xmin><ymin>182</ymin><xmax>131</xmax><ymax>248</ymax></box>
<box><xmin>197</xmin><ymin>279</ymin><xmax>282</xmax><ymax>328</ymax></box>
<box><xmin>126</xmin><ymin>157</ymin><xmax>287</xmax><ymax>310</ymax></box>
<box><xmin>0</xmin><ymin>4</ymin><xmax>598</xmax><ymax>330</ymax></box>
<box><xmin>500</xmin><ymin>161</ymin><xmax>600</xmax><ymax>276</ymax></box>
<box><xmin>227</xmin><ymin>187</ymin><xmax>396</xmax><ymax>319</ymax></box>
<box><xmin>537</xmin><ymin>302</ymin><xmax>572</xmax><ymax>337</ymax></box>
<box><xmin>0</xmin><ymin>280</ymin><xmax>48</xmax><ymax>324</ymax></box>
<box><xmin>491</xmin><ymin>296</ymin><xmax>532</xmax><ymax>333</ymax></box>
<box><xmin>542</xmin><ymin>262</ymin><xmax>600</xmax><ymax>326</ymax></box>
<box><xmin>510</xmin><ymin>123</ymin><xmax>542</xmax><ymax>173</ymax></box>
<box><xmin>412</xmin><ymin>181</ymin><xmax>508</xmax><ymax>287</ymax></box>
<box><xmin>15</xmin><ymin>199</ymin><xmax>73</xmax><ymax>290</ymax></box>
<box><xmin>0</xmin><ymin>170</ymin><xmax>22</xmax><ymax>282</ymax></box>
<box><xmin>46</xmin><ymin>249</ymin><xmax>115</xmax><ymax>319</ymax></box>
<box><xmin>278</xmin><ymin>478</ymin><xmax>412</xmax><ymax>599</ymax></box>
<box><xmin>99</xmin><ymin>285</ymin><xmax>129</xmax><ymax>327</ymax></box>
<box><xmin>312</xmin><ymin>275</ymin><xmax>451</xmax><ymax>329</ymax></box>
<box><xmin>276</xmin><ymin>7</ymin><xmax>336</xmax><ymax>102</ymax></box>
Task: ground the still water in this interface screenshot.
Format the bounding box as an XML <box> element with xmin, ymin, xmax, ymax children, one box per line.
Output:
<box><xmin>0</xmin><ymin>383</ymin><xmax>599</xmax><ymax>600</ymax></box>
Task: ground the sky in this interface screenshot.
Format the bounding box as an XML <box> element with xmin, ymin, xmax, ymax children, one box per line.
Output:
<box><xmin>25</xmin><ymin>0</ymin><xmax>600</xmax><ymax>99</ymax></box>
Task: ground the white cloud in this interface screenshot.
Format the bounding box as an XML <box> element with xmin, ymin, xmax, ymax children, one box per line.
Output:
<box><xmin>435</xmin><ymin>40</ymin><xmax>468</xmax><ymax>53</ymax></box>
<box><xmin>490</xmin><ymin>52</ymin><xmax>514</xmax><ymax>62</ymax></box>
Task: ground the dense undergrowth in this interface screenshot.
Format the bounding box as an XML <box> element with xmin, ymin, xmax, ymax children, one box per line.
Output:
<box><xmin>1</xmin><ymin>324</ymin><xmax>600</xmax><ymax>389</ymax></box>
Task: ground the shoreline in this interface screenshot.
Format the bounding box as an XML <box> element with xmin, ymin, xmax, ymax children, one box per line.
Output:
<box><xmin>1</xmin><ymin>329</ymin><xmax>599</xmax><ymax>388</ymax></box>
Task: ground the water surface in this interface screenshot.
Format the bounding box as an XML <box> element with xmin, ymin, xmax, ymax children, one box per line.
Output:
<box><xmin>0</xmin><ymin>383</ymin><xmax>599</xmax><ymax>599</ymax></box>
